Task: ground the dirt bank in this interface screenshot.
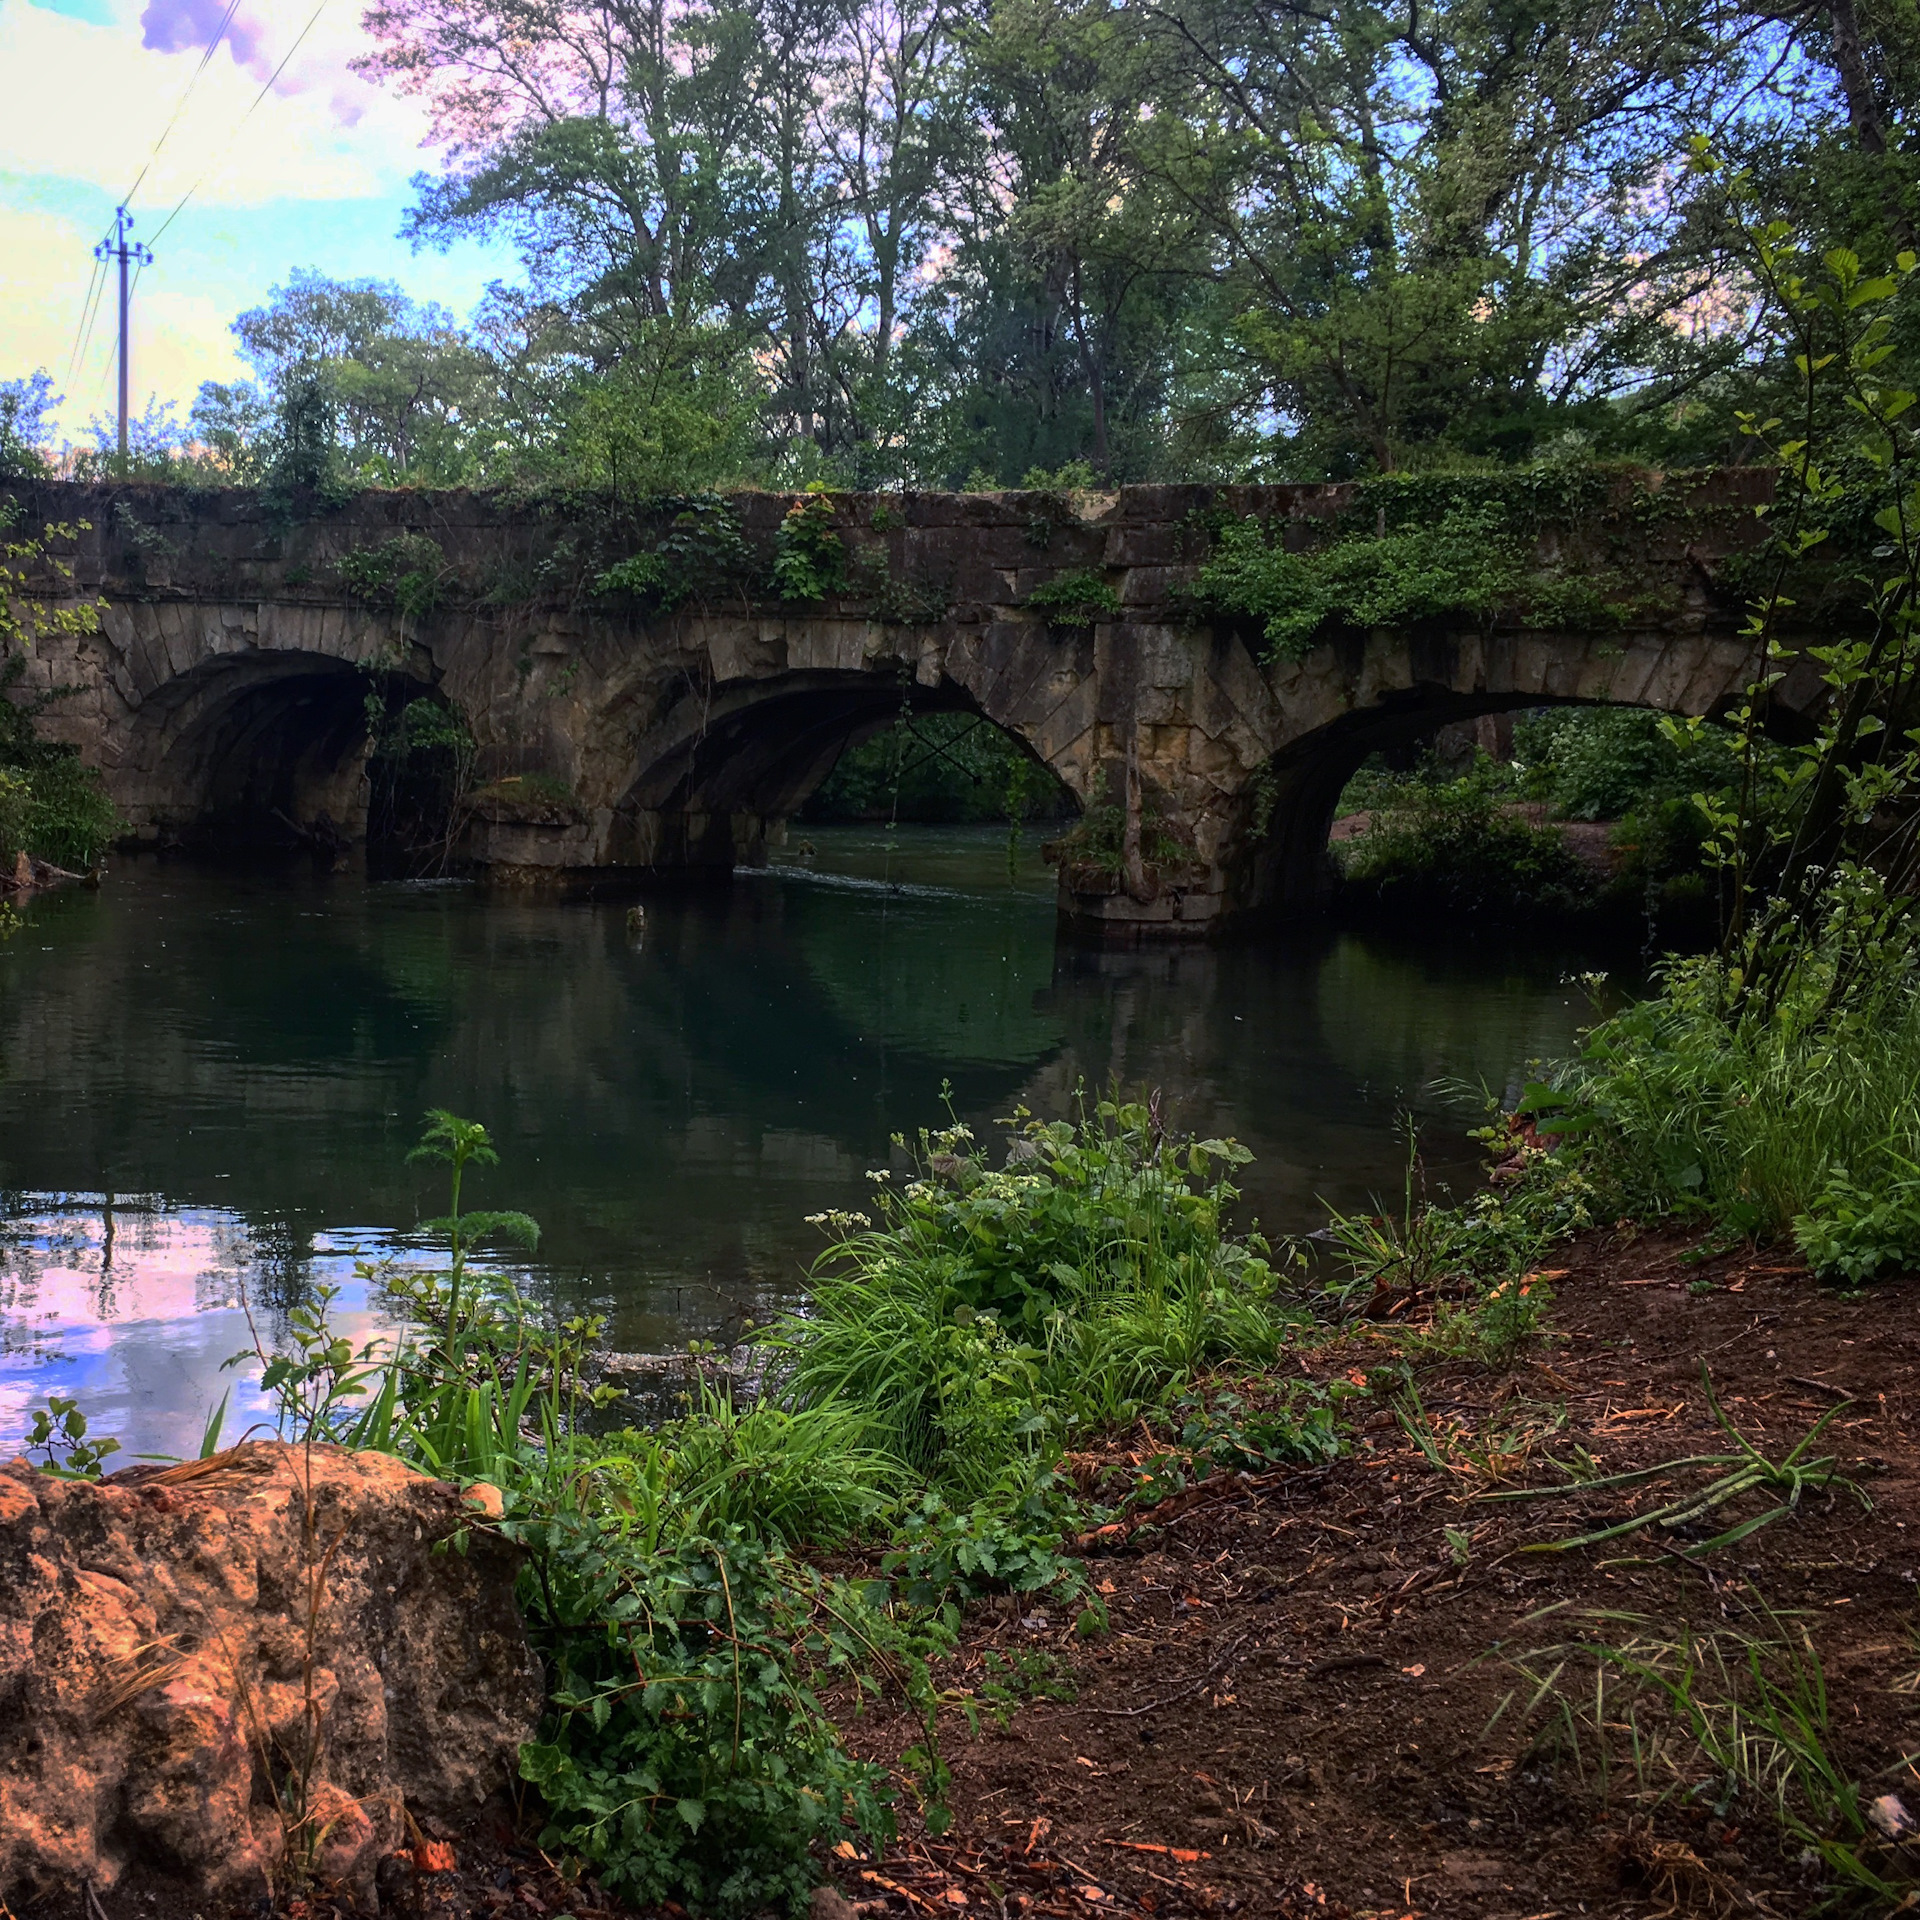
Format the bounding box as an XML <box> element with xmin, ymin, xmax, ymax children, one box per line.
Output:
<box><xmin>826</xmin><ymin>1230</ymin><xmax>1920</xmax><ymax>1918</ymax></box>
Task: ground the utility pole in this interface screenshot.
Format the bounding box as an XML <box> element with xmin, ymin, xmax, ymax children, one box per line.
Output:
<box><xmin>95</xmin><ymin>206</ymin><xmax>153</xmax><ymax>461</ymax></box>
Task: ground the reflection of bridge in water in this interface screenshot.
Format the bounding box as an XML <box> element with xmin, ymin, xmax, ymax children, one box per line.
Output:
<box><xmin>11</xmin><ymin>474</ymin><xmax>1797</xmax><ymax>936</ymax></box>
<box><xmin>0</xmin><ymin>839</ymin><xmax>1593</xmax><ymax>1454</ymax></box>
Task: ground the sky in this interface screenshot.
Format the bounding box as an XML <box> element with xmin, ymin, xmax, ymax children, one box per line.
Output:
<box><xmin>0</xmin><ymin>0</ymin><xmax>519</xmax><ymax>444</ymax></box>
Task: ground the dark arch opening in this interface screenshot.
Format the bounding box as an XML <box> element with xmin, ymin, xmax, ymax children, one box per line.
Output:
<box><xmin>608</xmin><ymin>675</ymin><xmax>1076</xmax><ymax>872</ymax></box>
<box><xmin>1251</xmin><ymin>692</ymin><xmax>1759</xmax><ymax>934</ymax></box>
<box><xmin>142</xmin><ymin>655</ymin><xmax>437</xmax><ymax>859</ymax></box>
<box><xmin>801</xmin><ymin>710</ymin><xmax>1075</xmax><ymax>827</ymax></box>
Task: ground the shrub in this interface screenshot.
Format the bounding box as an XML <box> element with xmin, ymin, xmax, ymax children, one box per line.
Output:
<box><xmin>1560</xmin><ymin>890</ymin><xmax>1920</xmax><ymax>1274</ymax></box>
<box><xmin>1338</xmin><ymin>759</ymin><xmax>1592</xmax><ymax>920</ymax></box>
<box><xmin>772</xmin><ymin>489</ymin><xmax>846</xmax><ymax>601</ymax></box>
<box><xmin>1026</xmin><ymin>568</ymin><xmax>1120</xmax><ymax>626</ymax></box>
<box><xmin>516</xmin><ymin>1521</ymin><xmax>904</xmax><ymax>1917</ymax></box>
<box><xmin>1193</xmin><ymin>500</ymin><xmax>1529</xmax><ymax>660</ymax></box>
<box><xmin>336</xmin><ymin>533</ymin><xmax>447</xmax><ymax>619</ymax></box>
<box><xmin>760</xmin><ymin>1099</ymin><xmax>1294</xmax><ymax>1499</ymax></box>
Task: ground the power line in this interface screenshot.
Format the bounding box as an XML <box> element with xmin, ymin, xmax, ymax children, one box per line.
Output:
<box><xmin>64</xmin><ymin>254</ymin><xmax>107</xmax><ymax>389</ymax></box>
<box><xmin>147</xmin><ymin>0</ymin><xmax>331</xmax><ymax>249</ymax></box>
<box><xmin>122</xmin><ymin>0</ymin><xmax>247</xmax><ymax>210</ymax></box>
<box><xmin>59</xmin><ymin>0</ymin><xmax>242</xmax><ymax>433</ymax></box>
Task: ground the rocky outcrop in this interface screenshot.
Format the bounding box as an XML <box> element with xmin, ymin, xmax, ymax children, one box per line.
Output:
<box><xmin>0</xmin><ymin>1442</ymin><xmax>543</xmax><ymax>1906</ymax></box>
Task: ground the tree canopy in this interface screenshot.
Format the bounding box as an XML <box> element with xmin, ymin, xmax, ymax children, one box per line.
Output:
<box><xmin>15</xmin><ymin>0</ymin><xmax>1920</xmax><ymax>489</ymax></box>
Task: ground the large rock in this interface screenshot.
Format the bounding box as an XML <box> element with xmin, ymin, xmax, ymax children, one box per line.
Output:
<box><xmin>0</xmin><ymin>1441</ymin><xmax>544</xmax><ymax>1905</ymax></box>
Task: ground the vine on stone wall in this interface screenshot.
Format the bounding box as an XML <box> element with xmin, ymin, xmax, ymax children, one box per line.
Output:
<box><xmin>1186</xmin><ymin>464</ymin><xmax>1729</xmax><ymax>660</ymax></box>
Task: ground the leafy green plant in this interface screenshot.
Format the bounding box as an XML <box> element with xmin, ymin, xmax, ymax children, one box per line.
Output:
<box><xmin>970</xmin><ymin>1649</ymin><xmax>1077</xmax><ymax>1731</ymax></box>
<box><xmin>643</xmin><ymin>1379</ymin><xmax>909</xmax><ymax>1548</ymax></box>
<box><xmin>593</xmin><ymin>494</ymin><xmax>754</xmax><ymax>615</ymax></box>
<box><xmin>516</xmin><ymin>1521</ymin><xmax>911</xmax><ymax>1916</ymax></box>
<box><xmin>23</xmin><ymin>1394</ymin><xmax>121</xmax><ymax>1478</ymax></box>
<box><xmin>1134</xmin><ymin>1382</ymin><xmax>1347</xmax><ymax>1503</ymax></box>
<box><xmin>1793</xmin><ymin>1160</ymin><xmax>1920</xmax><ymax>1281</ymax></box>
<box><xmin>336</xmin><ymin>532</ymin><xmax>448</xmax><ymax>619</ymax></box>
<box><xmin>1044</xmin><ymin>768</ymin><xmax>1195</xmax><ymax>879</ymax></box>
<box><xmin>772</xmin><ymin>488</ymin><xmax>846</xmax><ymax>602</ymax></box>
<box><xmin>882</xmin><ymin>1474</ymin><xmax>1085</xmax><ymax>1613</ymax></box>
<box><xmin>1026</xmin><ymin>568</ymin><xmax>1120</xmax><ymax>626</ymax></box>
<box><xmin>1566</xmin><ymin>907</ymin><xmax>1920</xmax><ymax>1254</ymax></box>
<box><xmin>1415</xmin><ymin>1267</ymin><xmax>1557</xmax><ymax>1367</ymax></box>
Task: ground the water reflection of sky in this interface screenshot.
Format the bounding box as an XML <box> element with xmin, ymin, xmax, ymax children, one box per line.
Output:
<box><xmin>0</xmin><ymin>1198</ymin><xmax>489</xmax><ymax>1463</ymax></box>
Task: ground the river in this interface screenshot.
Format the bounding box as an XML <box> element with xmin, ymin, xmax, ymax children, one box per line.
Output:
<box><xmin>0</xmin><ymin>827</ymin><xmax>1599</xmax><ymax>1458</ymax></box>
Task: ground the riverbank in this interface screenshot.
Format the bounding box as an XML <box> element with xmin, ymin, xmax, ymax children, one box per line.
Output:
<box><xmin>820</xmin><ymin>1224</ymin><xmax>1919</xmax><ymax>1917</ymax></box>
<box><xmin>4</xmin><ymin>1105</ymin><xmax>1918</xmax><ymax>1920</ymax></box>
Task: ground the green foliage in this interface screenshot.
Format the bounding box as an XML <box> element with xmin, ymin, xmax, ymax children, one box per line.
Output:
<box><xmin>594</xmin><ymin>497</ymin><xmax>755</xmax><ymax>616</ymax></box>
<box><xmin>1337</xmin><ymin>756</ymin><xmax>1592</xmax><ymax>921</ymax></box>
<box><xmin>632</xmin><ymin>1382</ymin><xmax>910</xmax><ymax>1549</ymax></box>
<box><xmin>48</xmin><ymin>1098</ymin><xmax>1328</xmax><ymax>1914</ymax></box>
<box><xmin>336</xmin><ymin>533</ymin><xmax>448</xmax><ymax>620</ymax></box>
<box><xmin>517</xmin><ymin>1523</ymin><xmax>906</xmax><ymax>1916</ymax></box>
<box><xmin>882</xmin><ymin>1476</ymin><xmax>1084</xmax><ymax>1611</ymax></box>
<box><xmin>1025</xmin><ymin>568</ymin><xmax>1120</xmax><ymax>626</ymax></box>
<box><xmin>1792</xmin><ymin>1162</ymin><xmax>1920</xmax><ymax>1283</ymax></box>
<box><xmin>1046</xmin><ymin>768</ymin><xmax>1193</xmax><ymax>879</ymax></box>
<box><xmin>1564</xmin><ymin>896</ymin><xmax>1920</xmax><ymax>1272</ymax></box>
<box><xmin>772</xmin><ymin>490</ymin><xmax>847</xmax><ymax>602</ymax></box>
<box><xmin>23</xmin><ymin>1395</ymin><xmax>120</xmax><ymax>1479</ymax></box>
<box><xmin>1133</xmin><ymin>1382</ymin><xmax>1347</xmax><ymax>1502</ymax></box>
<box><xmin>1195</xmin><ymin>500</ymin><xmax>1531</xmax><ymax>659</ymax></box>
<box><xmin>1315</xmin><ymin>1119</ymin><xmax>1597</xmax><ymax>1366</ymax></box>
<box><xmin>1187</xmin><ymin>461</ymin><xmax>1666</xmax><ymax>659</ymax></box>
<box><xmin>0</xmin><ymin>372</ymin><xmax>55</xmax><ymax>480</ymax></box>
<box><xmin>762</xmin><ymin>1099</ymin><xmax>1294</xmax><ymax>1505</ymax></box>
<box><xmin>0</xmin><ymin>505</ymin><xmax>121</xmax><ymax>867</ymax></box>
<box><xmin>552</xmin><ymin>327</ymin><xmax>764</xmax><ymax>498</ymax></box>
<box><xmin>1514</xmin><ymin>708</ymin><xmax>1743</xmax><ymax>825</ymax></box>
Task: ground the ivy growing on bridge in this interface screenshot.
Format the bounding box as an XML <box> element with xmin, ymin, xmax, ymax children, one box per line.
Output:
<box><xmin>1186</xmin><ymin>463</ymin><xmax>1725</xmax><ymax>661</ymax></box>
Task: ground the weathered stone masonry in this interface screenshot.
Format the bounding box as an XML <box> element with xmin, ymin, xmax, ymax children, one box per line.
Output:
<box><xmin>3</xmin><ymin>475</ymin><xmax>1795</xmax><ymax>935</ymax></box>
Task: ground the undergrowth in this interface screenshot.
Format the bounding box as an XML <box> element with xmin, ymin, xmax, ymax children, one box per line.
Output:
<box><xmin>1500</xmin><ymin>1609</ymin><xmax>1919</xmax><ymax>1912</ymax></box>
<box><xmin>166</xmin><ymin>1093</ymin><xmax>1320</xmax><ymax>1913</ymax></box>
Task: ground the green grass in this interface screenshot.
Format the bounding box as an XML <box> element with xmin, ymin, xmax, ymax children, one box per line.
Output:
<box><xmin>1555</xmin><ymin>943</ymin><xmax>1920</xmax><ymax>1277</ymax></box>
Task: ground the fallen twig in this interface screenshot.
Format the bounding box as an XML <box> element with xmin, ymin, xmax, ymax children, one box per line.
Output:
<box><xmin>1068</xmin><ymin>1633</ymin><xmax>1251</xmax><ymax>1717</ymax></box>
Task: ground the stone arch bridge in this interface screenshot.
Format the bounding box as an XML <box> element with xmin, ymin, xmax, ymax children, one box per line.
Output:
<box><xmin>5</xmin><ymin>474</ymin><xmax>1798</xmax><ymax>936</ymax></box>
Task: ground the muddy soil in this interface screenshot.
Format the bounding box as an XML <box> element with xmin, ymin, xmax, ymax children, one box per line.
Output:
<box><xmin>825</xmin><ymin>1230</ymin><xmax>1920</xmax><ymax>1919</ymax></box>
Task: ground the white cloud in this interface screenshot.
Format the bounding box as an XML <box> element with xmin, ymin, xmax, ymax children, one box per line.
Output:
<box><xmin>0</xmin><ymin>0</ymin><xmax>439</xmax><ymax>211</ymax></box>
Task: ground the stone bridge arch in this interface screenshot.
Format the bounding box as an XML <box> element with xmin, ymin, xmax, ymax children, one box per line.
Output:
<box><xmin>5</xmin><ymin>474</ymin><xmax>1797</xmax><ymax>934</ymax></box>
<box><xmin>92</xmin><ymin>604</ymin><xmax>437</xmax><ymax>851</ymax></box>
<box><xmin>1189</xmin><ymin>624</ymin><xmax>1786</xmax><ymax>935</ymax></box>
<box><xmin>464</xmin><ymin>618</ymin><xmax>1097</xmax><ymax>877</ymax></box>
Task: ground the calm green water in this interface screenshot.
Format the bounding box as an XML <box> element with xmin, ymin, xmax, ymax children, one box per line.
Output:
<box><xmin>0</xmin><ymin>827</ymin><xmax>1595</xmax><ymax>1457</ymax></box>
